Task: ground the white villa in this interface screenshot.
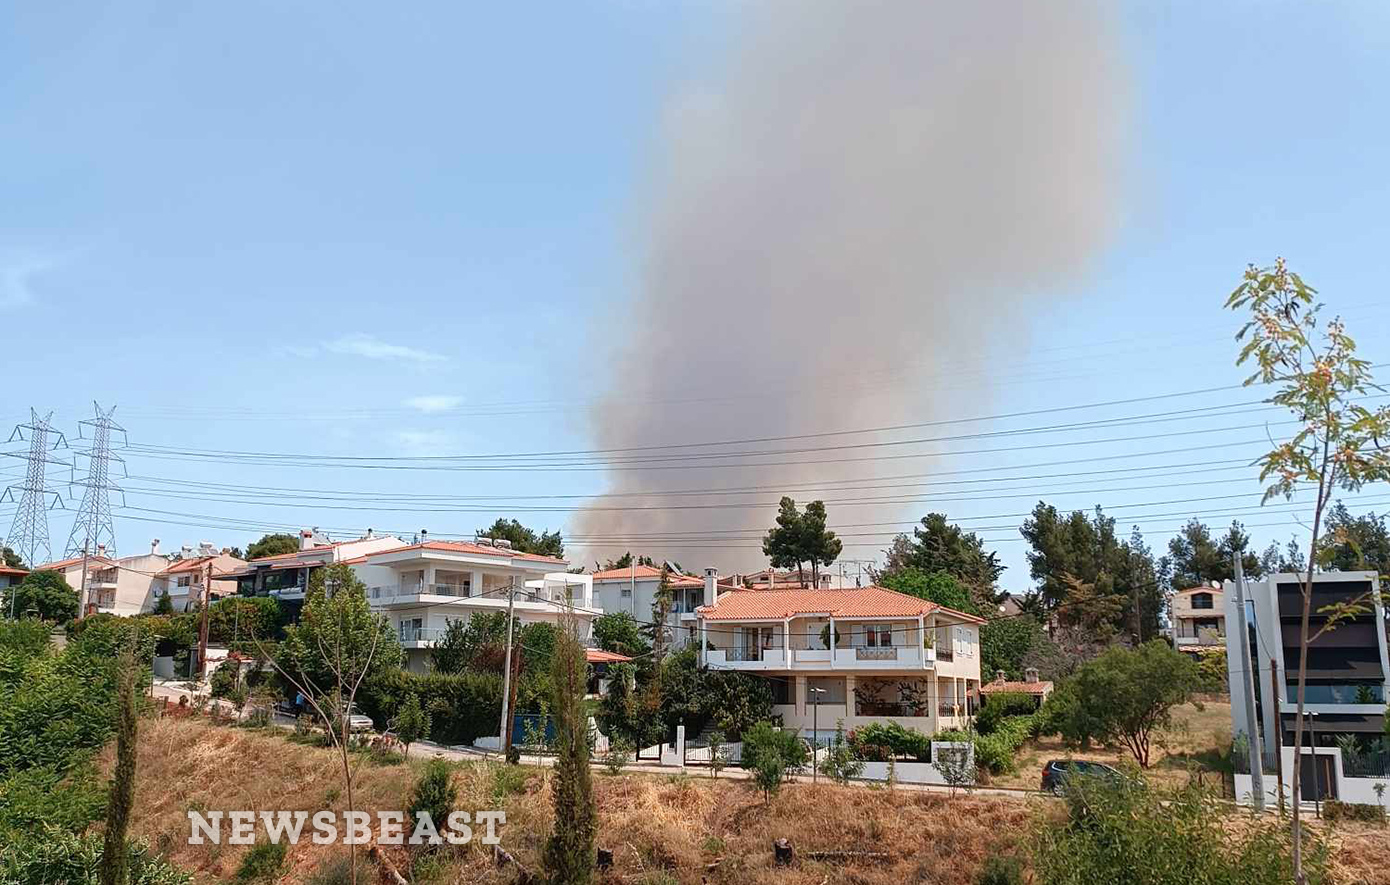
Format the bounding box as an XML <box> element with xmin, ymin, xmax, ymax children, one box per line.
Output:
<box><xmin>696</xmin><ymin>584</ymin><xmax>984</xmax><ymax>737</ymax></box>
<box><xmin>589</xmin><ymin>564</ymin><xmax>711</xmax><ymax>650</ymax></box>
<box><xmin>354</xmin><ymin>539</ymin><xmax>597</xmax><ymax>673</ymax></box>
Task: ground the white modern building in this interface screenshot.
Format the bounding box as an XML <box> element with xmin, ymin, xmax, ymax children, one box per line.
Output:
<box><xmin>696</xmin><ymin>583</ymin><xmax>984</xmax><ymax>739</ymax></box>
<box><xmin>355</xmin><ymin>539</ymin><xmax>597</xmax><ymax>673</ymax></box>
<box><xmin>226</xmin><ymin>529</ymin><xmax>408</xmax><ymax>603</ymax></box>
<box><xmin>1226</xmin><ymin>571</ymin><xmax>1389</xmax><ymax>804</ymax></box>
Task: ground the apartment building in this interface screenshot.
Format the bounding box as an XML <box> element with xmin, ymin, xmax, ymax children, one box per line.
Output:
<box><xmin>228</xmin><ymin>529</ymin><xmax>407</xmax><ymax>610</ymax></box>
<box><xmin>1226</xmin><ymin>571</ymin><xmax>1389</xmax><ymax>802</ymax></box>
<box><xmin>37</xmin><ymin>552</ymin><xmax>137</xmax><ymax>615</ymax></box>
<box><xmin>152</xmin><ymin>549</ymin><xmax>246</xmax><ymax>613</ymax></box>
<box><xmin>697</xmin><ymin>583</ymin><xmax>984</xmax><ymax>739</ymax></box>
<box><xmin>1171</xmin><ymin>584</ymin><xmax>1225</xmax><ymax>653</ymax></box>
<box><xmin>589</xmin><ymin>564</ymin><xmax>710</xmax><ymax>650</ymax></box>
<box><xmin>355</xmin><ymin>539</ymin><xmax>596</xmax><ymax>673</ymax></box>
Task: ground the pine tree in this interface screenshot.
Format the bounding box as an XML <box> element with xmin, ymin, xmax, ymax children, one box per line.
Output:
<box><xmin>99</xmin><ymin>634</ymin><xmax>139</xmax><ymax>885</ymax></box>
<box><xmin>543</xmin><ymin>619</ymin><xmax>597</xmax><ymax>884</ymax></box>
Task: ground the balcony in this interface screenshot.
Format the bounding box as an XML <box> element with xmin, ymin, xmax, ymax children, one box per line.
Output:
<box><xmin>398</xmin><ymin>626</ymin><xmax>447</xmax><ymax>648</ymax></box>
<box><xmin>706</xmin><ymin>647</ymin><xmax>787</xmax><ymax>669</ymax></box>
<box><xmin>707</xmin><ymin>643</ymin><xmax>935</xmax><ymax>671</ymax></box>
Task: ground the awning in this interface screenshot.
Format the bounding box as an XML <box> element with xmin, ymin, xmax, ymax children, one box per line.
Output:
<box><xmin>585</xmin><ymin>649</ymin><xmax>632</xmax><ymax>664</ymax></box>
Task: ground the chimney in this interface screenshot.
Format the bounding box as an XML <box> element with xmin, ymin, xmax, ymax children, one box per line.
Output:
<box><xmin>1024</xmin><ymin>667</ymin><xmax>1040</xmax><ymax>684</ymax></box>
<box><xmin>365</xmin><ymin>528</ymin><xmax>374</xmax><ymax>539</ymax></box>
<box><xmin>150</xmin><ymin>539</ymin><xmax>161</xmax><ymax>556</ymax></box>
<box><xmin>300</xmin><ymin>529</ymin><xmax>315</xmax><ymax>551</ymax></box>
<box><xmin>704</xmin><ymin>567</ymin><xmax>719</xmax><ymax>608</ymax></box>
<box><xmin>995</xmin><ymin>669</ymin><xmax>1007</xmax><ymax>683</ymax></box>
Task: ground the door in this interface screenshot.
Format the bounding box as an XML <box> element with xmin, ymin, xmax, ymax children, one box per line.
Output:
<box><xmin>1300</xmin><ymin>753</ymin><xmax>1337</xmax><ymax>801</ymax></box>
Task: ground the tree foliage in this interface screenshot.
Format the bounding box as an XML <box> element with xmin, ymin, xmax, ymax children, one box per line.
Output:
<box><xmin>207</xmin><ymin>596</ymin><xmax>285</xmax><ymax>644</ymax></box>
<box><xmin>430</xmin><ymin>612</ymin><xmax>514</xmax><ymax>675</ymax></box>
<box><xmin>1320</xmin><ymin>502</ymin><xmax>1390</xmax><ymax>574</ymax></box>
<box><xmin>1039</xmin><ymin>641</ymin><xmax>1200</xmax><ymax>768</ymax></box>
<box><xmin>476</xmin><ymin>518</ymin><xmax>563</xmax><ymax>558</ymax></box>
<box><xmin>5</xmin><ymin>570</ymin><xmax>78</xmax><ymax>622</ymax></box>
<box><xmin>591</xmin><ymin>612</ymin><xmax>648</xmax><ymax>658</ymax></box>
<box><xmin>1</xmin><ymin>546</ymin><xmax>23</xmax><ymax>569</ymax></box>
<box><xmin>880</xmin><ymin>513</ymin><xmax>1005</xmax><ymax>607</ymax></box>
<box><xmin>98</xmin><ymin>637</ymin><xmax>139</xmax><ymax>885</ymax></box>
<box><xmin>879</xmin><ymin>567</ymin><xmax>978</xmax><ymax>614</ymax></box>
<box><xmin>1020</xmin><ymin>506</ymin><xmax>1161</xmax><ymax>640</ymax></box>
<box><xmin>245</xmin><ymin>533</ymin><xmax>300</xmax><ymax>561</ymax></box>
<box><xmin>393</xmin><ymin>692</ymin><xmax>430</xmax><ymax>756</ymax></box>
<box><xmin>1163</xmin><ymin>518</ymin><xmax>1260</xmax><ymax>589</ymax></box>
<box><xmin>761</xmin><ymin>497</ymin><xmax>841</xmax><ymax>587</ymax></box>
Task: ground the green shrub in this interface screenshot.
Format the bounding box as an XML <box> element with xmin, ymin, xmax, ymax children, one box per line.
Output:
<box><xmin>0</xmin><ymin>831</ymin><xmax>191</xmax><ymax>884</ymax></box>
<box><xmin>818</xmin><ymin>722</ymin><xmax>865</xmax><ymax>783</ymax></box>
<box><xmin>977</xmin><ymin>855</ymin><xmax>1024</xmax><ymax>885</ymax></box>
<box><xmin>235</xmin><ymin>840</ymin><xmax>287</xmax><ymax>882</ymax></box>
<box><xmin>741</xmin><ymin>721</ymin><xmax>808</xmax><ymax>774</ymax></box>
<box><xmin>358</xmin><ymin>669</ymin><xmax>502</xmax><ymax>745</ymax></box>
<box><xmin>408</xmin><ymin>759</ymin><xmax>458</xmax><ymax>836</ymax></box>
<box><xmin>490</xmin><ymin>764</ymin><xmax>528</xmax><ymax>801</ymax></box>
<box><xmin>937</xmin><ymin>715</ymin><xmax>1034</xmax><ymax>775</ymax></box>
<box><xmin>0</xmin><ymin>764</ymin><xmax>107</xmax><ymax>840</ymax></box>
<box><xmin>1034</xmin><ymin>779</ymin><xmax>1328</xmax><ymax>885</ymax></box>
<box><xmin>208</xmin><ymin>659</ymin><xmax>240</xmax><ymax>699</ymax></box>
<box><xmin>976</xmin><ymin>692</ymin><xmax>1036</xmax><ymax>735</ymax></box>
<box><xmin>0</xmin><ymin>619</ymin><xmax>54</xmax><ymax>660</ymax></box>
<box><xmin>1324</xmin><ymin>799</ymin><xmax>1386</xmax><ymax>825</ymax></box>
<box><xmin>847</xmin><ymin>721</ymin><xmax>931</xmax><ymax>761</ymax></box>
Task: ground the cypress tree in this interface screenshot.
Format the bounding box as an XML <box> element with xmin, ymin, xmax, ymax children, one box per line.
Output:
<box><xmin>543</xmin><ymin>619</ymin><xmax>596</xmax><ymax>884</ymax></box>
<box><xmin>99</xmin><ymin>634</ymin><xmax>139</xmax><ymax>885</ymax></box>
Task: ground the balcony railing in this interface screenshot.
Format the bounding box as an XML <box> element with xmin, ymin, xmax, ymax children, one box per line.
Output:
<box><xmin>725</xmin><ymin>647</ymin><xmax>774</xmax><ymax>662</ymax></box>
<box><xmin>855</xmin><ymin>646</ymin><xmax>898</xmax><ymax>661</ymax></box>
<box><xmin>399</xmin><ymin>627</ymin><xmax>446</xmax><ymax>643</ymax></box>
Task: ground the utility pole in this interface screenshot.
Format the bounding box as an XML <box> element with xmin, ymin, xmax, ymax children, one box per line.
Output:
<box><xmin>1232</xmin><ymin>553</ymin><xmax>1265</xmax><ymax>811</ymax></box>
<box><xmin>497</xmin><ymin>578</ymin><xmax>518</xmax><ymax>759</ymax></box>
<box><xmin>1271</xmin><ymin>658</ymin><xmax>1286</xmax><ymax>815</ymax></box>
<box><xmin>197</xmin><ymin>560</ymin><xmax>212</xmax><ymax>679</ymax></box>
<box><xmin>77</xmin><ymin>537</ymin><xmax>91</xmax><ymax>617</ymax></box>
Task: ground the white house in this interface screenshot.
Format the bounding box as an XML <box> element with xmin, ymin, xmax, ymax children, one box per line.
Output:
<box><xmin>589</xmin><ymin>564</ymin><xmax>711</xmax><ymax>650</ymax></box>
<box><xmin>696</xmin><ymin>583</ymin><xmax>984</xmax><ymax>739</ymax></box>
<box><xmin>226</xmin><ymin>529</ymin><xmax>408</xmax><ymax>603</ymax></box>
<box><xmin>354</xmin><ymin>538</ymin><xmax>597</xmax><ymax>673</ymax></box>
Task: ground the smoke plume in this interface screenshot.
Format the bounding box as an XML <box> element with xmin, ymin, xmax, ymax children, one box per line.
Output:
<box><xmin>574</xmin><ymin>0</ymin><xmax>1127</xmax><ymax>573</ymax></box>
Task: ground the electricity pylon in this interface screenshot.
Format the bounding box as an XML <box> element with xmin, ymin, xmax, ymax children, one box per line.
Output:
<box><xmin>3</xmin><ymin>410</ymin><xmax>69</xmax><ymax>567</ymax></box>
<box><xmin>65</xmin><ymin>402</ymin><xmax>126</xmax><ymax>559</ymax></box>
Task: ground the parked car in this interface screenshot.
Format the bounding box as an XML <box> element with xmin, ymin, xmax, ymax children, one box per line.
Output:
<box><xmin>1041</xmin><ymin>759</ymin><xmax>1126</xmax><ymax>795</ymax></box>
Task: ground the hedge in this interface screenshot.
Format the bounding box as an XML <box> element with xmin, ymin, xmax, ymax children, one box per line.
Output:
<box><xmin>936</xmin><ymin>713</ymin><xmax>1037</xmax><ymax>775</ymax></box>
<box><xmin>847</xmin><ymin>721</ymin><xmax>932</xmax><ymax>762</ymax></box>
<box><xmin>359</xmin><ymin>669</ymin><xmax>503</xmax><ymax>746</ymax></box>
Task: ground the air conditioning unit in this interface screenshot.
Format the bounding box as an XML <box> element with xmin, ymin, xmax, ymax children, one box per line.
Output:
<box><xmin>476</xmin><ymin>537</ymin><xmax>494</xmax><ymax>547</ymax></box>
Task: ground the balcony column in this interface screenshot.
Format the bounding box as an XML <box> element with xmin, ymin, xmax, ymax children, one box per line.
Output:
<box><xmin>471</xmin><ymin>570</ymin><xmax>484</xmax><ymax>598</ymax></box>
<box><xmin>795</xmin><ymin>675</ymin><xmax>807</xmax><ymax>717</ymax></box>
<box><xmin>845</xmin><ymin>674</ymin><xmax>856</xmax><ymax>719</ymax></box>
<box><xmin>828</xmin><ymin>614</ymin><xmax>835</xmax><ymax>669</ymax></box>
<box><xmin>917</xmin><ymin>614</ymin><xmax>926</xmax><ymax>668</ymax></box>
<box><xmin>423</xmin><ymin>564</ymin><xmax>437</xmax><ymax>592</ymax></box>
<box><xmin>784</xmin><ymin>618</ymin><xmax>792</xmax><ymax>670</ymax></box>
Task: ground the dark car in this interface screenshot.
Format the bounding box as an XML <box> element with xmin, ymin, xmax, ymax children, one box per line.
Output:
<box><xmin>1040</xmin><ymin>759</ymin><xmax>1125</xmax><ymax>795</ymax></box>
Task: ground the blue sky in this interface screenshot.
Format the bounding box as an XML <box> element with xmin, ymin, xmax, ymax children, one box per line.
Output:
<box><xmin>4</xmin><ymin>2</ymin><xmax>1390</xmax><ymax>585</ymax></box>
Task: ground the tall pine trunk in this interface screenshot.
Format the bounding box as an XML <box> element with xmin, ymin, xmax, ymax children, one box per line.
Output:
<box><xmin>544</xmin><ymin>619</ymin><xmax>597</xmax><ymax>884</ymax></box>
<box><xmin>99</xmin><ymin>639</ymin><xmax>139</xmax><ymax>885</ymax></box>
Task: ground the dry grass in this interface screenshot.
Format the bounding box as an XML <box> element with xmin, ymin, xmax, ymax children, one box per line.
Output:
<box><xmin>118</xmin><ymin>717</ymin><xmax>1044</xmax><ymax>884</ymax></box>
<box><xmin>117</xmin><ymin>714</ymin><xmax>1390</xmax><ymax>884</ymax></box>
<box><xmin>993</xmin><ymin>699</ymin><xmax>1234</xmax><ymax>792</ymax></box>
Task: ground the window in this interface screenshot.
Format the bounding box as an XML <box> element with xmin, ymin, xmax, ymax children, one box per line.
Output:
<box><xmin>621</xmin><ymin>585</ymin><xmax>631</xmax><ymax>598</ymax></box>
<box><xmin>1191</xmin><ymin>593</ymin><xmax>1214</xmax><ymax>610</ymax></box>
<box><xmin>807</xmin><ymin>677</ymin><xmax>846</xmax><ymax>705</ymax></box>
<box><xmin>864</xmin><ymin>625</ymin><xmax>893</xmax><ymax>647</ymax></box>
<box><xmin>177</xmin><ymin>576</ymin><xmax>190</xmax><ymax>588</ymax></box>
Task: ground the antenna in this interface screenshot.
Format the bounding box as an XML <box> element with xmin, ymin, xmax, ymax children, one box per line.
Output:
<box><xmin>2</xmin><ymin>409</ymin><xmax>70</xmax><ymax>567</ymax></box>
<box><xmin>64</xmin><ymin>402</ymin><xmax>126</xmax><ymax>558</ymax></box>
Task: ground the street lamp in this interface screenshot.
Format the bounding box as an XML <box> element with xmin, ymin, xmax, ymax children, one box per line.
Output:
<box><xmin>809</xmin><ymin>685</ymin><xmax>826</xmax><ymax>783</ymax></box>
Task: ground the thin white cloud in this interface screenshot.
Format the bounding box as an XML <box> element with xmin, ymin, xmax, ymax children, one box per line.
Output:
<box><xmin>394</xmin><ymin>429</ymin><xmax>454</xmax><ymax>455</ymax></box>
<box><xmin>404</xmin><ymin>394</ymin><xmax>463</xmax><ymax>413</ymax></box>
<box><xmin>325</xmin><ymin>334</ymin><xmax>447</xmax><ymax>364</ymax></box>
<box><xmin>0</xmin><ymin>254</ymin><xmax>60</xmax><ymax>309</ymax></box>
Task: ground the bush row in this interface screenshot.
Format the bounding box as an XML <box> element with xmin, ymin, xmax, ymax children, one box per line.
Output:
<box><xmin>358</xmin><ymin>668</ymin><xmax>503</xmax><ymax>746</ymax></box>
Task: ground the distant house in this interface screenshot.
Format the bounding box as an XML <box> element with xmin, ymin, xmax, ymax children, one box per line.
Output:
<box><xmin>589</xmin><ymin>564</ymin><xmax>711</xmax><ymax>650</ymax></box>
<box><xmin>733</xmin><ymin>568</ymin><xmax>834</xmax><ymax>590</ymax></box>
<box><xmin>0</xmin><ymin>564</ymin><xmax>27</xmax><ymax>594</ymax></box>
<box><xmin>352</xmin><ymin>538</ymin><xmax>597</xmax><ymax>674</ymax></box>
<box><xmin>1170</xmin><ymin>585</ymin><xmax>1225</xmax><ymax>654</ymax></box>
<box><xmin>152</xmin><ymin>548</ymin><xmax>247</xmax><ymax>613</ymax></box>
<box><xmin>696</xmin><ymin>584</ymin><xmax>984</xmax><ymax>738</ymax></box>
<box><xmin>40</xmin><ymin>539</ymin><xmax>249</xmax><ymax>615</ymax></box>
<box><xmin>226</xmin><ymin>528</ymin><xmax>408</xmax><ymax>616</ymax></box>
<box><xmin>980</xmin><ymin>667</ymin><xmax>1054</xmax><ymax>706</ymax></box>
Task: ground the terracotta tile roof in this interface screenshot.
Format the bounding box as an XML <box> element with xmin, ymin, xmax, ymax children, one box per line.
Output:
<box><xmin>695</xmin><ymin>586</ymin><xmax>985</xmax><ymax>623</ymax></box>
<box><xmin>0</xmin><ymin>565</ymin><xmax>28</xmax><ymax>577</ymax></box>
<box><xmin>584</xmin><ymin>648</ymin><xmax>633</xmax><ymax>664</ymax></box>
<box><xmin>981</xmin><ymin>679</ymin><xmax>1053</xmax><ymax>696</ymax></box>
<box><xmin>1173</xmin><ymin>586</ymin><xmax>1222</xmax><ymax>596</ymax></box>
<box><xmin>36</xmin><ymin>555</ymin><xmax>117</xmax><ymax>571</ymax></box>
<box><xmin>365</xmin><ymin>540</ymin><xmax>567</xmax><ymax>566</ymax></box>
<box><xmin>247</xmin><ymin>544</ymin><xmax>338</xmax><ymax>564</ymax></box>
<box><xmin>590</xmin><ymin>564</ymin><xmax>702</xmax><ymax>586</ymax></box>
